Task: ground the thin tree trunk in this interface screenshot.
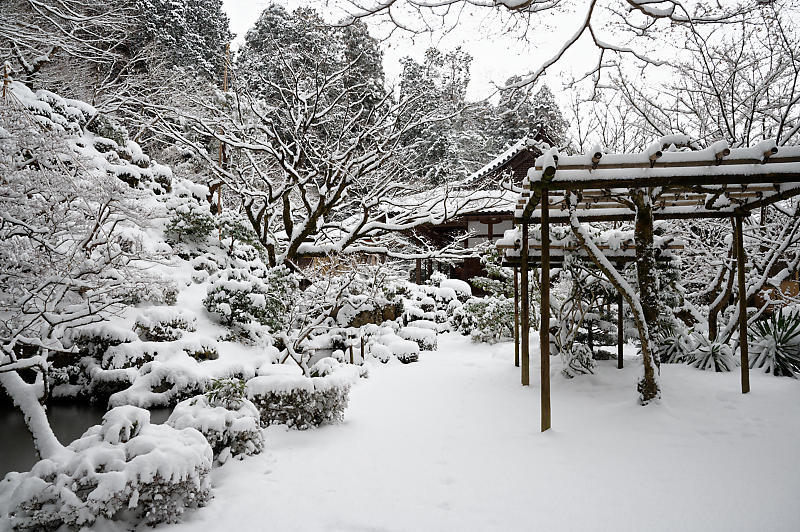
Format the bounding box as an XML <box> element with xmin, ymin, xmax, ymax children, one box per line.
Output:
<box><xmin>631</xmin><ymin>189</ymin><xmax>661</xmax><ymax>402</ymax></box>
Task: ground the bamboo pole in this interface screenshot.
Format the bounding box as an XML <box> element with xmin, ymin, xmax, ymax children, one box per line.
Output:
<box><xmin>617</xmin><ymin>291</ymin><xmax>624</xmax><ymax>369</ymax></box>
<box><xmin>540</xmin><ymin>189</ymin><xmax>551</xmax><ymax>432</ymax></box>
<box><xmin>521</xmin><ymin>222</ymin><xmax>530</xmax><ymax>386</ymax></box>
<box><xmin>735</xmin><ymin>215</ymin><xmax>751</xmax><ymax>394</ymax></box>
<box><xmin>2</xmin><ymin>63</ymin><xmax>8</xmax><ymax>101</ymax></box>
<box><xmin>514</xmin><ymin>265</ymin><xmax>520</xmax><ymax>368</ymax></box>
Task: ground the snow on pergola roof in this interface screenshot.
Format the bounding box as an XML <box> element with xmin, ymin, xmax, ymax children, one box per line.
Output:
<box><xmin>496</xmin><ymin>223</ymin><xmax>684</xmax><ymax>266</ymax></box>
<box><xmin>515</xmin><ymin>136</ymin><xmax>800</xmax><ymax>224</ymax></box>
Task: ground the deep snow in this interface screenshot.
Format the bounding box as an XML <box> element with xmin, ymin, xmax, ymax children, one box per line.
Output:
<box><xmin>165</xmin><ymin>332</ymin><xmax>800</xmax><ymax>532</ymax></box>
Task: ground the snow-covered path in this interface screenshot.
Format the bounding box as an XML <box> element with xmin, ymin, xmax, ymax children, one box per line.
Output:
<box><xmin>171</xmin><ymin>333</ymin><xmax>800</xmax><ymax>532</ymax></box>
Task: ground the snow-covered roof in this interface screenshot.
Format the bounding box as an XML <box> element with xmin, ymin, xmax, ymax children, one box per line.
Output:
<box><xmin>463</xmin><ymin>132</ymin><xmax>551</xmax><ymax>186</ymax></box>
<box><xmin>515</xmin><ymin>136</ymin><xmax>800</xmax><ymax>223</ymax></box>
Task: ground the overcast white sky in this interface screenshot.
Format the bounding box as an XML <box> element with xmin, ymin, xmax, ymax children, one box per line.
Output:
<box><xmin>220</xmin><ymin>0</ymin><xmax>598</xmax><ymax>102</ymax></box>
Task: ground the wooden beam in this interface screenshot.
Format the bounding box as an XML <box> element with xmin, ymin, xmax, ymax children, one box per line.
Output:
<box><xmin>534</xmin><ymin>153</ymin><xmax>800</xmax><ymax>172</ymax></box>
<box><xmin>735</xmin><ymin>215</ymin><xmax>751</xmax><ymax>394</ymax></box>
<box><xmin>524</xmin><ymin>171</ymin><xmax>800</xmax><ymax>195</ymax></box>
<box><xmin>540</xmin><ymin>189</ymin><xmax>551</xmax><ymax>432</ymax></box>
<box><xmin>516</xmin><ymin>208</ymin><xmax>753</xmax><ymax>224</ymax></box>
<box><xmin>521</xmin><ymin>221</ymin><xmax>530</xmax><ymax>386</ymax></box>
<box><xmin>514</xmin><ymin>265</ymin><xmax>520</xmax><ymax>368</ymax></box>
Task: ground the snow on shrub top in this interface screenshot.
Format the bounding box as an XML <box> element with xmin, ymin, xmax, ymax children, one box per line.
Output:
<box><xmin>398</xmin><ymin>326</ymin><xmax>436</xmax><ymax>341</ymax></box>
<box><xmin>246</xmin><ymin>366</ymin><xmax>360</xmax><ymax>397</ymax></box>
<box><xmin>133</xmin><ymin>307</ymin><xmax>198</xmax><ymax>342</ymax></box>
<box><xmin>440</xmin><ymin>279</ymin><xmax>472</xmax><ymax>297</ymax></box>
<box><xmin>65</xmin><ymin>322</ymin><xmax>139</xmax><ymax>349</ymax></box>
<box><xmin>382</xmin><ymin>337</ymin><xmax>419</xmax><ymax>356</ymax></box>
<box><xmin>168</xmin><ymin>395</ymin><xmax>261</xmax><ymax>438</ymax></box>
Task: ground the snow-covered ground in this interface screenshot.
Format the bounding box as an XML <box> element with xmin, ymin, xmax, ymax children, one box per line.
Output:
<box><xmin>167</xmin><ymin>333</ymin><xmax>800</xmax><ymax>532</ymax></box>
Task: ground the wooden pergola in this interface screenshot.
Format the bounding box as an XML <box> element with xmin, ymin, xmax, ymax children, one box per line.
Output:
<box><xmin>499</xmin><ymin>229</ymin><xmax>683</xmax><ymax>373</ymax></box>
<box><xmin>500</xmin><ymin>138</ymin><xmax>800</xmax><ymax>432</ymax></box>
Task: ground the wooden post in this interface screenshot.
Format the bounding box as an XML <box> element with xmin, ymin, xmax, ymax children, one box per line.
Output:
<box><xmin>540</xmin><ymin>189</ymin><xmax>551</xmax><ymax>432</ymax></box>
<box><xmin>617</xmin><ymin>291</ymin><xmax>624</xmax><ymax>369</ymax></box>
<box><xmin>360</xmin><ymin>335</ymin><xmax>365</xmax><ymax>365</ymax></box>
<box><xmin>735</xmin><ymin>215</ymin><xmax>751</xmax><ymax>394</ymax></box>
<box><xmin>521</xmin><ymin>221</ymin><xmax>530</xmax><ymax>386</ymax></box>
<box><xmin>349</xmin><ymin>337</ymin><xmax>354</xmax><ymax>365</ymax></box>
<box><xmin>514</xmin><ymin>266</ymin><xmax>520</xmax><ymax>368</ymax></box>
<box><xmin>415</xmin><ymin>258</ymin><xmax>422</xmax><ymax>284</ymax></box>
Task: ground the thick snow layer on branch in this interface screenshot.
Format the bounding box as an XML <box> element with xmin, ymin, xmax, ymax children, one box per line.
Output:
<box><xmin>8</xmin><ymin>81</ymin><xmax>172</xmax><ymax>193</ymax></box>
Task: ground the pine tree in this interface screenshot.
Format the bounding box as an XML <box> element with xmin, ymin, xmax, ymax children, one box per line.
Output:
<box><xmin>399</xmin><ymin>47</ymin><xmax>478</xmax><ymax>186</ymax></box>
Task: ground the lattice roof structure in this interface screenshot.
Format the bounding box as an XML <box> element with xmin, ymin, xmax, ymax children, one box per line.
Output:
<box><xmin>514</xmin><ymin>138</ymin><xmax>800</xmax><ymax>223</ymax></box>
<box><xmin>499</xmin><ymin>135</ymin><xmax>800</xmax><ymax>434</ymax></box>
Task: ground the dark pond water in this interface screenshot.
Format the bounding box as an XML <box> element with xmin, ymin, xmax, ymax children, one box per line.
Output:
<box><xmin>0</xmin><ymin>403</ymin><xmax>172</xmax><ymax>477</ymax></box>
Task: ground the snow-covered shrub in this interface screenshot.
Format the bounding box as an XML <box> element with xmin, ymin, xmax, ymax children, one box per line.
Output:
<box><xmin>182</xmin><ymin>339</ymin><xmax>220</xmax><ymax>361</ymax></box>
<box><xmin>384</xmin><ymin>337</ymin><xmax>420</xmax><ymax>363</ymax></box>
<box><xmin>657</xmin><ymin>324</ymin><xmax>694</xmax><ymax>364</ymax></box>
<box><xmin>122</xmin><ymin>278</ymin><xmax>180</xmax><ymax>307</ymax></box>
<box><xmin>217</xmin><ymin>211</ymin><xmax>263</xmax><ymax>253</ymax></box>
<box><xmin>164</xmin><ymin>187</ymin><xmax>216</xmax><ymax>244</ymax></box>
<box><xmin>66</xmin><ymin>323</ymin><xmax>139</xmax><ymax>360</ymax></box>
<box><xmin>102</xmin><ymin>342</ymin><xmax>161</xmax><ymax>370</ymax></box>
<box><xmin>440</xmin><ymin>279</ymin><xmax>472</xmax><ymax>301</ymax></box>
<box><xmin>309</xmin><ymin>357</ymin><xmax>341</xmax><ymax>378</ymax></box>
<box><xmin>369</xmin><ymin>343</ymin><xmax>393</xmax><ymax>363</ymax></box>
<box><xmin>688</xmin><ymin>333</ymin><xmax>737</xmax><ymax>372</ymax></box>
<box><xmin>203</xmin><ymin>265</ymin><xmax>298</xmax><ymax>343</ymax></box>
<box><xmin>167</xmin><ymin>380</ymin><xmax>264</xmax><ymax>463</ymax></box>
<box><xmin>560</xmin><ymin>343</ymin><xmax>596</xmax><ymax>378</ymax></box>
<box><xmin>0</xmin><ymin>406</ymin><xmax>212</xmax><ymax>529</ymax></box>
<box><xmin>245</xmin><ymin>372</ymin><xmax>354</xmax><ymax>430</ymax></box>
<box><xmin>191</xmin><ymin>252</ymin><xmax>223</xmax><ymax>281</ymax></box>
<box><xmin>749</xmin><ymin>309</ymin><xmax>800</xmax><ymax>377</ymax></box>
<box><xmin>398</xmin><ymin>326</ymin><xmax>438</xmax><ymax>351</ymax></box>
<box><xmin>204</xmin><ymin>376</ymin><xmax>247</xmax><ymax>409</ymax></box>
<box><xmin>454</xmin><ymin>296</ymin><xmax>514</xmax><ymax>343</ymax></box>
<box><xmin>407</xmin><ymin>319</ymin><xmax>438</xmax><ymax>331</ymax></box>
<box><xmin>134</xmin><ymin>307</ymin><xmax>197</xmax><ymax>342</ymax></box>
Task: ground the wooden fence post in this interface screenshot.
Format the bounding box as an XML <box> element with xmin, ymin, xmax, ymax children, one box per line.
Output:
<box><xmin>521</xmin><ymin>221</ymin><xmax>530</xmax><ymax>386</ymax></box>
<box><xmin>617</xmin><ymin>291</ymin><xmax>624</xmax><ymax>369</ymax></box>
<box><xmin>735</xmin><ymin>215</ymin><xmax>750</xmax><ymax>394</ymax></box>
<box><xmin>514</xmin><ymin>265</ymin><xmax>520</xmax><ymax>368</ymax></box>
